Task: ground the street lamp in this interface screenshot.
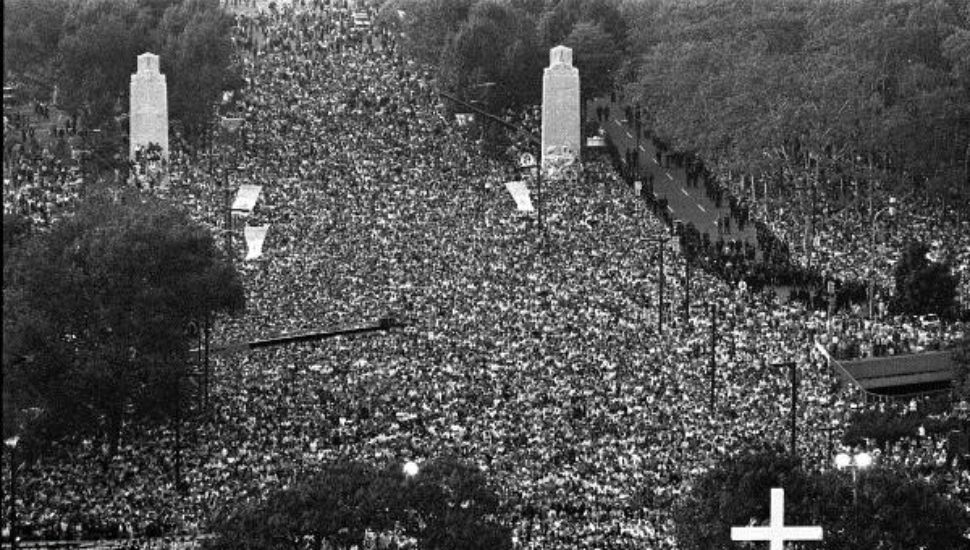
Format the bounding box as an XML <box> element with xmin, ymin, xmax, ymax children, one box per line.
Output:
<box><xmin>4</xmin><ymin>435</ymin><xmax>20</xmax><ymax>550</ymax></box>
<box><xmin>869</xmin><ymin>197</ymin><xmax>896</xmax><ymax>318</ymax></box>
<box><xmin>835</xmin><ymin>451</ymin><xmax>873</xmax><ymax>505</ymax></box>
<box><xmin>656</xmin><ymin>237</ymin><xmax>670</xmax><ymax>334</ymax></box>
<box><xmin>771</xmin><ymin>362</ymin><xmax>798</xmax><ymax>456</ymax></box>
<box><xmin>403</xmin><ymin>460</ymin><xmax>419</xmax><ymax>478</ymax></box>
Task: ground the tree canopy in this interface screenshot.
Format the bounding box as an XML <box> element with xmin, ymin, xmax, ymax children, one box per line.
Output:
<box><xmin>387</xmin><ymin>0</ymin><xmax>626</xmax><ymax>118</ymax></box>
<box><xmin>2</xmin><ymin>189</ymin><xmax>245</xmax><ymax>452</ymax></box>
<box><xmin>890</xmin><ymin>241</ymin><xmax>959</xmax><ymax>318</ymax></box>
<box><xmin>207</xmin><ymin>458</ymin><xmax>512</xmax><ymax>550</ymax></box>
<box><xmin>625</xmin><ymin>0</ymin><xmax>970</xmax><ymax>193</ymax></box>
<box><xmin>4</xmin><ymin>0</ymin><xmax>238</xmax><ymax>143</ymax></box>
<box><xmin>672</xmin><ymin>447</ymin><xmax>970</xmax><ymax>550</ymax></box>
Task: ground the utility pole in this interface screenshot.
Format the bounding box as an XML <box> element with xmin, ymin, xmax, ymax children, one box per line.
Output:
<box><xmin>224</xmin><ymin>170</ymin><xmax>233</xmax><ymax>262</ymax></box>
<box><xmin>658</xmin><ymin>240</ymin><xmax>666</xmax><ymax>334</ymax></box>
<box><xmin>771</xmin><ymin>361</ymin><xmax>798</xmax><ymax>456</ymax></box>
<box><xmin>203</xmin><ymin>313</ymin><xmax>211</xmax><ymax>412</ymax></box>
<box><xmin>174</xmin><ymin>374</ymin><xmax>182</xmax><ymax>495</ymax></box>
<box><xmin>709</xmin><ymin>302</ymin><xmax>717</xmax><ymax>412</ymax></box>
<box><xmin>683</xmin><ymin>257</ymin><xmax>691</xmax><ymax>325</ymax></box>
<box><xmin>437</xmin><ymin>91</ymin><xmax>543</xmax><ymax>237</ymax></box>
<box><xmin>537</xmin><ymin>144</ymin><xmax>543</xmax><ymax>234</ymax></box>
<box><xmin>790</xmin><ymin>361</ymin><xmax>797</xmax><ymax>456</ymax></box>
<box><xmin>8</xmin><ymin>441</ymin><xmax>17</xmax><ymax>550</ymax></box>
<box><xmin>635</xmin><ymin>103</ymin><xmax>641</xmax><ymax>175</ymax></box>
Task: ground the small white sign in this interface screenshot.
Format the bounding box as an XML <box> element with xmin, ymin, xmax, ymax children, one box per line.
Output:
<box><xmin>519</xmin><ymin>153</ymin><xmax>536</xmax><ymax>168</ymax></box>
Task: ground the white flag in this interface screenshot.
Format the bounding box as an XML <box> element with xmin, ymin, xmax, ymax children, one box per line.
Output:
<box><xmin>232</xmin><ymin>185</ymin><xmax>262</xmax><ymax>214</ymax></box>
<box><xmin>505</xmin><ymin>181</ymin><xmax>534</xmax><ymax>212</ymax></box>
<box><xmin>244</xmin><ymin>225</ymin><xmax>270</xmax><ymax>260</ymax></box>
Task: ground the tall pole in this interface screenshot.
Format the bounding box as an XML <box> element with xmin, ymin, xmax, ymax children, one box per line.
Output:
<box><xmin>635</xmin><ymin>103</ymin><xmax>641</xmax><ymax>175</ymax></box>
<box><xmin>683</xmin><ymin>258</ymin><xmax>691</xmax><ymax>325</ymax></box>
<box><xmin>790</xmin><ymin>361</ymin><xmax>798</xmax><ymax>456</ymax></box>
<box><xmin>204</xmin><ymin>313</ymin><xmax>211</xmax><ymax>412</ymax></box>
<box><xmin>174</xmin><ymin>376</ymin><xmax>182</xmax><ymax>494</ymax></box>
<box><xmin>658</xmin><ymin>241</ymin><xmax>665</xmax><ymax>334</ymax></box>
<box><xmin>536</xmin><ymin>144</ymin><xmax>543</xmax><ymax>235</ymax></box>
<box><xmin>709</xmin><ymin>303</ymin><xmax>717</xmax><ymax>412</ymax></box>
<box><xmin>9</xmin><ymin>444</ymin><xmax>16</xmax><ymax>550</ymax></box>
<box><xmin>224</xmin><ymin>170</ymin><xmax>232</xmax><ymax>262</ymax></box>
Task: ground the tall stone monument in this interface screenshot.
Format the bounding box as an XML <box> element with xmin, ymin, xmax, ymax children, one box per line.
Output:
<box><xmin>129</xmin><ymin>52</ymin><xmax>169</xmax><ymax>160</ymax></box>
<box><xmin>541</xmin><ymin>45</ymin><xmax>580</xmax><ymax>169</ymax></box>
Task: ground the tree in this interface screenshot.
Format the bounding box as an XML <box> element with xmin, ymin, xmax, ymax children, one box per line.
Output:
<box><xmin>400</xmin><ymin>457</ymin><xmax>512</xmax><ymax>550</ymax></box>
<box><xmin>673</xmin><ymin>446</ymin><xmax>814</xmax><ymax>550</ymax></box>
<box><xmin>537</xmin><ymin>0</ymin><xmax>627</xmax><ymax>49</ymax></box>
<box><xmin>626</xmin><ymin>0</ymin><xmax>970</xmax><ymax>196</ymax></box>
<box><xmin>156</xmin><ymin>0</ymin><xmax>238</xmax><ymax>140</ymax></box>
<box><xmin>2</xmin><ymin>189</ymin><xmax>245</xmax><ymax>452</ymax></box>
<box><xmin>207</xmin><ymin>458</ymin><xmax>512</xmax><ymax>550</ymax></box>
<box><xmin>439</xmin><ymin>0</ymin><xmax>543</xmax><ymax>114</ymax></box>
<box><xmin>562</xmin><ymin>21</ymin><xmax>621</xmax><ymax>100</ymax></box>
<box><xmin>2</xmin><ymin>213</ymin><xmax>33</xmax><ymax>266</ymax></box>
<box><xmin>890</xmin><ymin>241</ymin><xmax>959</xmax><ymax>318</ymax></box>
<box><xmin>673</xmin><ymin>447</ymin><xmax>970</xmax><ymax>550</ymax></box>
<box><xmin>7</xmin><ymin>0</ymin><xmax>237</xmax><ymax>144</ymax></box>
<box><xmin>381</xmin><ymin>0</ymin><xmax>477</xmax><ymax>66</ymax></box>
<box><xmin>2</xmin><ymin>0</ymin><xmax>70</xmax><ymax>87</ymax></box>
<box><xmin>55</xmin><ymin>0</ymin><xmax>146</xmax><ymax>127</ymax></box>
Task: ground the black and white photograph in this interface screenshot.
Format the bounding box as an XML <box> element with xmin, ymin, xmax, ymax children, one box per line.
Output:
<box><xmin>3</xmin><ymin>0</ymin><xmax>970</xmax><ymax>548</ymax></box>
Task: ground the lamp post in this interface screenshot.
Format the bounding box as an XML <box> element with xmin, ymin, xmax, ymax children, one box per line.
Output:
<box><xmin>634</xmin><ymin>103</ymin><xmax>641</xmax><ymax>174</ymax></box>
<box><xmin>437</xmin><ymin>91</ymin><xmax>543</xmax><ymax>237</ymax></box>
<box><xmin>656</xmin><ymin>237</ymin><xmax>669</xmax><ymax>334</ymax></box>
<box><xmin>869</xmin><ymin>197</ymin><xmax>896</xmax><ymax>318</ymax></box>
<box><xmin>683</xmin><ymin>250</ymin><xmax>691</xmax><ymax>326</ymax></box>
<box><xmin>5</xmin><ymin>436</ymin><xmax>20</xmax><ymax>550</ymax></box>
<box><xmin>768</xmin><ymin>361</ymin><xmax>799</xmax><ymax>456</ymax></box>
<box><xmin>709</xmin><ymin>302</ymin><xmax>717</xmax><ymax>412</ymax></box>
<box><xmin>174</xmin><ymin>372</ymin><xmax>184</xmax><ymax>495</ymax></box>
<box><xmin>835</xmin><ymin>451</ymin><xmax>872</xmax><ymax>505</ymax></box>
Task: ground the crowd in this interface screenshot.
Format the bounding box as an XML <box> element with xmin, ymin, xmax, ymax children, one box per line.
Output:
<box><xmin>2</xmin><ymin>0</ymin><xmax>968</xmax><ymax>548</ymax></box>
<box><xmin>3</xmin><ymin>103</ymin><xmax>83</xmax><ymax>226</ymax></box>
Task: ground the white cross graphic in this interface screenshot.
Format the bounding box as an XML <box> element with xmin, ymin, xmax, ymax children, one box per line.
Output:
<box><xmin>731</xmin><ymin>488</ymin><xmax>823</xmax><ymax>550</ymax></box>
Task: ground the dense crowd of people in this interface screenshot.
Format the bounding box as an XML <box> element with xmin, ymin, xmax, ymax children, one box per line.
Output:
<box><xmin>2</xmin><ymin>0</ymin><xmax>968</xmax><ymax>547</ymax></box>
<box><xmin>3</xmin><ymin>104</ymin><xmax>83</xmax><ymax>226</ymax></box>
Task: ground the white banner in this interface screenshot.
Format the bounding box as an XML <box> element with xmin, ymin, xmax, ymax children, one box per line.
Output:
<box><xmin>814</xmin><ymin>341</ymin><xmax>832</xmax><ymax>364</ymax></box>
<box><xmin>232</xmin><ymin>184</ymin><xmax>262</xmax><ymax>214</ymax></box>
<box><xmin>244</xmin><ymin>225</ymin><xmax>270</xmax><ymax>260</ymax></box>
<box><xmin>505</xmin><ymin>181</ymin><xmax>534</xmax><ymax>212</ymax></box>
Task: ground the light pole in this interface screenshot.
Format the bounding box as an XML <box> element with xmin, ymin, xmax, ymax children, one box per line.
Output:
<box><xmin>683</xmin><ymin>246</ymin><xmax>691</xmax><ymax>326</ymax></box>
<box><xmin>656</xmin><ymin>237</ymin><xmax>669</xmax><ymax>334</ymax></box>
<box><xmin>771</xmin><ymin>361</ymin><xmax>798</xmax><ymax>456</ymax></box>
<box><xmin>4</xmin><ymin>436</ymin><xmax>19</xmax><ymax>550</ymax></box>
<box><xmin>709</xmin><ymin>302</ymin><xmax>717</xmax><ymax>412</ymax></box>
<box><xmin>869</xmin><ymin>197</ymin><xmax>896</xmax><ymax>318</ymax></box>
<box><xmin>835</xmin><ymin>451</ymin><xmax>873</xmax><ymax>505</ymax></box>
<box><xmin>438</xmin><ymin>92</ymin><xmax>543</xmax><ymax>236</ymax></box>
<box><xmin>634</xmin><ymin>103</ymin><xmax>641</xmax><ymax>174</ymax></box>
<box><xmin>174</xmin><ymin>372</ymin><xmax>184</xmax><ymax>495</ymax></box>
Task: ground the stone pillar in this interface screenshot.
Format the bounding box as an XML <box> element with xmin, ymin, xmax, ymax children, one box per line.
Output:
<box><xmin>129</xmin><ymin>52</ymin><xmax>169</xmax><ymax>160</ymax></box>
<box><xmin>541</xmin><ymin>45</ymin><xmax>580</xmax><ymax>169</ymax></box>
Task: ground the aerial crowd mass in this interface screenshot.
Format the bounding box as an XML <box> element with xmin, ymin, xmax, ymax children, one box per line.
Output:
<box><xmin>2</xmin><ymin>0</ymin><xmax>969</xmax><ymax>548</ymax></box>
